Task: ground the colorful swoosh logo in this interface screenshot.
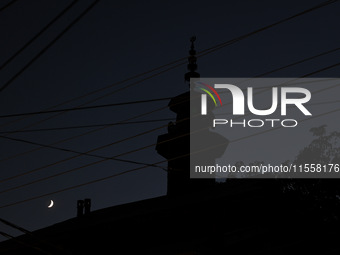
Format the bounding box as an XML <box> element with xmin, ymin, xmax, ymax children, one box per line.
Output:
<box><xmin>196</xmin><ymin>81</ymin><xmax>223</xmax><ymax>106</ymax></box>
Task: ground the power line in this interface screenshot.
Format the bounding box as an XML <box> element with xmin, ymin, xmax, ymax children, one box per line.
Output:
<box><xmin>196</xmin><ymin>0</ymin><xmax>339</xmax><ymax>57</ymax></box>
<box><xmin>0</xmin><ymin>134</ymin><xmax>167</xmax><ymax>178</ymax></box>
<box><xmin>0</xmin><ymin>105</ymin><xmax>171</xmax><ymax>182</ymax></box>
<box><xmin>0</xmin><ymin>97</ymin><xmax>172</xmax><ymax>119</ymax></box>
<box><xmin>2</xmin><ymin>45</ymin><xmax>339</xmax><ymax>121</ymax></box>
<box><xmin>2</xmin><ymin>45</ymin><xmax>339</xmax><ymax>164</ymax></box>
<box><xmin>0</xmin><ymin>218</ymin><xmax>31</xmax><ymax>236</ymax></box>
<box><xmin>0</xmin><ymin>44</ymin><xmax>340</xmax><ymax>134</ymax></box>
<box><xmin>0</xmin><ymin>103</ymin><xmax>169</xmax><ymax>164</ymax></box>
<box><xmin>1</xmin><ymin>56</ymin><xmax>339</xmax><ymax>183</ymax></box>
<box><xmin>0</xmin><ymin>0</ymin><xmax>79</xmax><ymax>71</ymax></box>
<box><xmin>310</xmin><ymin>95</ymin><xmax>340</xmax><ymax>106</ymax></box>
<box><xmin>1</xmin><ymin>94</ymin><xmax>338</xmax><ymax>194</ymax></box>
<box><xmin>0</xmin><ymin>55</ymin><xmax>185</xmax><ymax>131</ymax></box>
<box><xmin>119</xmin><ymin>90</ymin><xmax>340</xmax><ymax>165</ymax></box>
<box><xmin>0</xmin><ymin>1</ymin><xmax>338</xmax><ymax>185</ymax></box>
<box><xmin>0</xmin><ymin>217</ymin><xmax>71</xmax><ymax>254</ymax></box>
<box><xmin>0</xmin><ymin>60</ymin><xmax>339</xmax><ymax>203</ymax></box>
<box><xmin>0</xmin><ymin>0</ymin><xmax>17</xmax><ymax>13</ymax></box>
<box><xmin>253</xmin><ymin>47</ymin><xmax>340</xmax><ymax>78</ymax></box>
<box><xmin>0</xmin><ymin>0</ymin><xmax>100</xmax><ymax>93</ymax></box>
<box><xmin>0</xmin><ymin>150</ymin><xmax>165</xmax><ymax>195</ymax></box>
<box><xmin>0</xmin><ymin>0</ymin><xmax>335</xmax><ymax>149</ymax></box>
<box><xmin>5</xmin><ymin>62</ymin><xmax>184</xmax><ymax>132</ymax></box>
<box><xmin>0</xmin><ymin>118</ymin><xmax>174</xmax><ymax>134</ymax></box>
<box><xmin>0</xmin><ymin>231</ymin><xmax>50</xmax><ymax>255</ymax></box>
<box><xmin>230</xmin><ymin>109</ymin><xmax>340</xmax><ymax>143</ymax></box>
<box><xmin>1</xmin><ymin>106</ymin><xmax>338</xmax><ymax>209</ymax></box>
<box><xmin>1</xmin><ymin>65</ymin><xmax>338</xmax><ymax>188</ymax></box>
<box><xmin>0</xmin><ymin>93</ymin><xmax>333</xmax><ymax>135</ymax></box>
<box><xmin>0</xmin><ymin>94</ymin><xmax>338</xmax><ymax>154</ymax></box>
<box><xmin>0</xmin><ymin>163</ymin><xmax>160</xmax><ymax>210</ymax></box>
<box><xmin>0</xmin><ymin>0</ymin><xmax>336</xmax><ymax>129</ymax></box>
<box><xmin>0</xmin><ymin>98</ymin><xmax>191</xmax><ymax>187</ymax></box>
<box><xmin>0</xmin><ymin>64</ymin><xmax>185</xmax><ymax>165</ymax></box>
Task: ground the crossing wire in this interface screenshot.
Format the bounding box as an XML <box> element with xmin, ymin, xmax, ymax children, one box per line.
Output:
<box><xmin>0</xmin><ymin>0</ymin><xmax>337</xmax><ymax>129</ymax></box>
<box><xmin>0</xmin><ymin>104</ymin><xmax>170</xmax><ymax>182</ymax></box>
<box><xmin>1</xmin><ymin>44</ymin><xmax>339</xmax><ymax>164</ymax></box>
<box><xmin>0</xmin><ymin>0</ymin><xmax>100</xmax><ymax>93</ymax></box>
<box><xmin>0</xmin><ymin>97</ymin><xmax>172</xmax><ymax>119</ymax></box>
<box><xmin>0</xmin><ymin>80</ymin><xmax>339</xmax><ymax>194</ymax></box>
<box><xmin>0</xmin><ymin>64</ymin><xmax>183</xmax><ymax>163</ymax></box>
<box><xmin>0</xmin><ymin>0</ymin><xmax>336</xmax><ymax>165</ymax></box>
<box><xmin>0</xmin><ymin>45</ymin><xmax>338</xmax><ymax>135</ymax></box>
<box><xmin>1</xmin><ymin>45</ymin><xmax>339</xmax><ymax>121</ymax></box>
<box><xmin>0</xmin><ymin>118</ymin><xmax>174</xmax><ymax>134</ymax></box>
<box><xmin>0</xmin><ymin>0</ymin><xmax>338</xmax><ymax>204</ymax></box>
<box><xmin>0</xmin><ymin>0</ymin><xmax>79</xmax><ymax>71</ymax></box>
<box><xmin>0</xmin><ymin>231</ymin><xmax>50</xmax><ymax>255</ymax></box>
<box><xmin>1</xmin><ymin>58</ymin><xmax>339</xmax><ymax>185</ymax></box>
<box><xmin>0</xmin><ymin>106</ymin><xmax>338</xmax><ymax>209</ymax></box>
<box><xmin>0</xmin><ymin>0</ymin><xmax>17</xmax><ymax>13</ymax></box>
<box><xmin>0</xmin><ymin>217</ymin><xmax>71</xmax><ymax>255</ymax></box>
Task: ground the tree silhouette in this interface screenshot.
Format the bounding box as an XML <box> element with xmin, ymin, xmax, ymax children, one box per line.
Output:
<box><xmin>223</xmin><ymin>125</ymin><xmax>340</xmax><ymax>221</ymax></box>
<box><xmin>281</xmin><ymin>125</ymin><xmax>340</xmax><ymax>222</ymax></box>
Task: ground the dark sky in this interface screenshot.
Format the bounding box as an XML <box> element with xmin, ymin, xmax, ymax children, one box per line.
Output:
<box><xmin>0</xmin><ymin>0</ymin><xmax>339</xmax><ymax>239</ymax></box>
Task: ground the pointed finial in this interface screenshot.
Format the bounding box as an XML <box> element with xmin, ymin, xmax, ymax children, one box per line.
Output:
<box><xmin>185</xmin><ymin>36</ymin><xmax>200</xmax><ymax>83</ymax></box>
<box><xmin>189</xmin><ymin>36</ymin><xmax>196</xmax><ymax>55</ymax></box>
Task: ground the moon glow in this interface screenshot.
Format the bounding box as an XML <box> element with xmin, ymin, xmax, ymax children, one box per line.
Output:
<box><xmin>48</xmin><ymin>200</ymin><xmax>54</xmax><ymax>208</ymax></box>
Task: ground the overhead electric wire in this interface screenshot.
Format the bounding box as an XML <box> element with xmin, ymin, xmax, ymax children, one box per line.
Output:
<box><xmin>1</xmin><ymin>86</ymin><xmax>339</xmax><ymax>194</ymax></box>
<box><xmin>0</xmin><ymin>62</ymin><xmax>184</xmax><ymax>163</ymax></box>
<box><xmin>0</xmin><ymin>45</ymin><xmax>337</xmax><ymax>134</ymax></box>
<box><xmin>0</xmin><ymin>0</ymin><xmax>338</xmax><ymax>202</ymax></box>
<box><xmin>0</xmin><ymin>56</ymin><xmax>185</xmax><ymax>130</ymax></box>
<box><xmin>0</xmin><ymin>0</ymin><xmax>79</xmax><ymax>71</ymax></box>
<box><xmin>1</xmin><ymin>44</ymin><xmax>339</xmax><ymax>121</ymax></box>
<box><xmin>0</xmin><ymin>0</ymin><xmax>335</xmax><ymax>163</ymax></box>
<box><xmin>230</xmin><ymin>108</ymin><xmax>340</xmax><ymax>144</ymax></box>
<box><xmin>3</xmin><ymin>62</ymin><xmax>185</xmax><ymax>132</ymax></box>
<box><xmin>0</xmin><ymin>118</ymin><xmax>174</xmax><ymax>134</ymax></box>
<box><xmin>0</xmin><ymin>104</ymin><xmax>169</xmax><ymax>163</ymax></box>
<box><xmin>1</xmin><ymin>44</ymin><xmax>339</xmax><ymax>164</ymax></box>
<box><xmin>0</xmin><ymin>218</ymin><xmax>71</xmax><ymax>254</ymax></box>
<box><xmin>0</xmin><ymin>0</ymin><xmax>100</xmax><ymax>93</ymax></box>
<box><xmin>0</xmin><ymin>231</ymin><xmax>50</xmax><ymax>255</ymax></box>
<box><xmin>0</xmin><ymin>217</ymin><xmax>71</xmax><ymax>254</ymax></box>
<box><xmin>273</xmin><ymin>99</ymin><xmax>339</xmax><ymax>107</ymax></box>
<box><xmin>0</xmin><ymin>105</ymin><xmax>171</xmax><ymax>182</ymax></box>
<box><xmin>0</xmin><ymin>0</ymin><xmax>336</xmax><ymax>129</ymax></box>
<box><xmin>196</xmin><ymin>0</ymin><xmax>339</xmax><ymax>57</ymax></box>
<box><xmin>0</xmin><ymin>63</ymin><xmax>185</xmax><ymax>164</ymax></box>
<box><xmin>252</xmin><ymin>47</ymin><xmax>340</xmax><ymax>78</ymax></box>
<box><xmin>0</xmin><ymin>0</ymin><xmax>17</xmax><ymax>13</ymax></box>
<box><xmin>1</xmin><ymin>56</ymin><xmax>339</xmax><ymax>185</ymax></box>
<box><xmin>1</xmin><ymin>106</ymin><xmax>339</xmax><ymax>209</ymax></box>
<box><xmin>1</xmin><ymin>47</ymin><xmax>339</xmax><ymax>204</ymax></box>
<box><xmin>0</xmin><ymin>134</ymin><xmax>167</xmax><ymax>177</ymax></box>
<box><xmin>0</xmin><ymin>97</ymin><xmax>173</xmax><ymax>119</ymax></box>
<box><xmin>0</xmin><ymin>217</ymin><xmax>31</xmax><ymax>236</ymax></box>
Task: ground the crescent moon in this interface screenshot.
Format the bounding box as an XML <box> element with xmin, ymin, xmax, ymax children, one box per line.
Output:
<box><xmin>48</xmin><ymin>200</ymin><xmax>54</xmax><ymax>208</ymax></box>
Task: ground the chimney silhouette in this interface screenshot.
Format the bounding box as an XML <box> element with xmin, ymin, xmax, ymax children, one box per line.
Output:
<box><xmin>84</xmin><ymin>198</ymin><xmax>91</xmax><ymax>215</ymax></box>
<box><xmin>77</xmin><ymin>200</ymin><xmax>84</xmax><ymax>218</ymax></box>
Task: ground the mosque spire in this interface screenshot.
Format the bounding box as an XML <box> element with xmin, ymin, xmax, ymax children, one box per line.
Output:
<box><xmin>184</xmin><ymin>36</ymin><xmax>200</xmax><ymax>83</ymax></box>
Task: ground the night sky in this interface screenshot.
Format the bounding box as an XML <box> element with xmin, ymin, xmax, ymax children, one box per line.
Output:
<box><xmin>0</xmin><ymin>0</ymin><xmax>339</xmax><ymax>240</ymax></box>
